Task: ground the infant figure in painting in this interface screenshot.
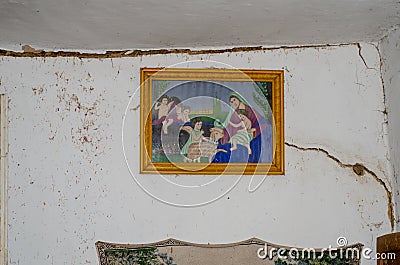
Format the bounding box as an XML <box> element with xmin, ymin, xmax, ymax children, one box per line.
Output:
<box><xmin>154</xmin><ymin>95</ymin><xmax>174</xmax><ymax>134</ymax></box>
<box><xmin>177</xmin><ymin>106</ymin><xmax>191</xmax><ymax>123</ymax></box>
<box><xmin>180</xmin><ymin>118</ymin><xmax>226</xmax><ymax>162</ymax></box>
<box><xmin>229</xmin><ymin>109</ymin><xmax>255</xmax><ymax>155</ymax></box>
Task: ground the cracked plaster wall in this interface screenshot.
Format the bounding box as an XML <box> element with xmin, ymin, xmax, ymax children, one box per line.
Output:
<box><xmin>0</xmin><ymin>43</ymin><xmax>394</xmax><ymax>265</ymax></box>
<box><xmin>380</xmin><ymin>26</ymin><xmax>400</xmax><ymax>231</ymax></box>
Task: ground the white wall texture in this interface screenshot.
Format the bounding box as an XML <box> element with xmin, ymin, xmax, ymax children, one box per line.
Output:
<box><xmin>0</xmin><ymin>43</ymin><xmax>396</xmax><ymax>264</ymax></box>
<box><xmin>380</xmin><ymin>27</ymin><xmax>400</xmax><ymax>231</ymax></box>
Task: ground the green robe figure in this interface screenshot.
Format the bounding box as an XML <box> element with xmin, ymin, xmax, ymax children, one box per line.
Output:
<box><xmin>180</xmin><ymin>118</ymin><xmax>206</xmax><ymax>158</ymax></box>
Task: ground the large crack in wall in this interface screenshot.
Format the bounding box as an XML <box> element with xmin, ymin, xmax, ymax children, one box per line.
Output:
<box><xmin>374</xmin><ymin>42</ymin><xmax>397</xmax><ymax>230</ymax></box>
<box><xmin>356</xmin><ymin>43</ymin><xmax>376</xmax><ymax>70</ymax></box>
<box><xmin>354</xmin><ymin>42</ymin><xmax>396</xmax><ymax>230</ymax></box>
<box><xmin>377</xmin><ymin>29</ymin><xmax>400</xmax><ymax>230</ymax></box>
<box><xmin>0</xmin><ymin>43</ymin><xmax>356</xmax><ymax>58</ymax></box>
<box><xmin>286</xmin><ymin>142</ymin><xmax>394</xmax><ymax>231</ymax></box>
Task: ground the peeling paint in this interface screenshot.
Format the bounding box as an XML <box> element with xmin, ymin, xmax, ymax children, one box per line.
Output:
<box><xmin>32</xmin><ymin>86</ymin><xmax>46</xmax><ymax>96</ymax></box>
<box><xmin>285</xmin><ymin>142</ymin><xmax>395</xmax><ymax>231</ymax></box>
<box><xmin>130</xmin><ymin>105</ymin><xmax>140</xmax><ymax>111</ymax></box>
<box><xmin>22</xmin><ymin>45</ymin><xmax>44</xmax><ymax>54</ymax></box>
<box><xmin>52</xmin><ymin>80</ymin><xmax>110</xmax><ymax>159</ymax></box>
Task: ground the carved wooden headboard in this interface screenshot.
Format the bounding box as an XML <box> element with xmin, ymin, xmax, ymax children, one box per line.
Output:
<box><xmin>96</xmin><ymin>238</ymin><xmax>362</xmax><ymax>265</ymax></box>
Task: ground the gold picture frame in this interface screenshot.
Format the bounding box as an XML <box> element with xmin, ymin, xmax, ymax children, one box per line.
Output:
<box><xmin>140</xmin><ymin>68</ymin><xmax>284</xmax><ymax>175</ymax></box>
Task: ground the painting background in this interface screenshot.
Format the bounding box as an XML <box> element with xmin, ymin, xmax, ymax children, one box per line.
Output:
<box><xmin>151</xmin><ymin>80</ymin><xmax>272</xmax><ymax>163</ymax></box>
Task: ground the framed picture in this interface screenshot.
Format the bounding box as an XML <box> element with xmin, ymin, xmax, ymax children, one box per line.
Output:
<box><xmin>140</xmin><ymin>68</ymin><xmax>284</xmax><ymax>175</ymax></box>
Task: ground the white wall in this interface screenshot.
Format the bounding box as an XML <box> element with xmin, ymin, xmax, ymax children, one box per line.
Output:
<box><xmin>0</xmin><ymin>43</ymin><xmax>394</xmax><ymax>265</ymax></box>
<box><xmin>380</xmin><ymin>27</ymin><xmax>400</xmax><ymax>231</ymax></box>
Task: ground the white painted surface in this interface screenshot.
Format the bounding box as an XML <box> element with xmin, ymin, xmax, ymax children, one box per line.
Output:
<box><xmin>380</xmin><ymin>27</ymin><xmax>400</xmax><ymax>231</ymax></box>
<box><xmin>0</xmin><ymin>0</ymin><xmax>399</xmax><ymax>51</ymax></box>
<box><xmin>0</xmin><ymin>95</ymin><xmax>8</xmax><ymax>265</ymax></box>
<box><xmin>0</xmin><ymin>44</ymin><xmax>394</xmax><ymax>264</ymax></box>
